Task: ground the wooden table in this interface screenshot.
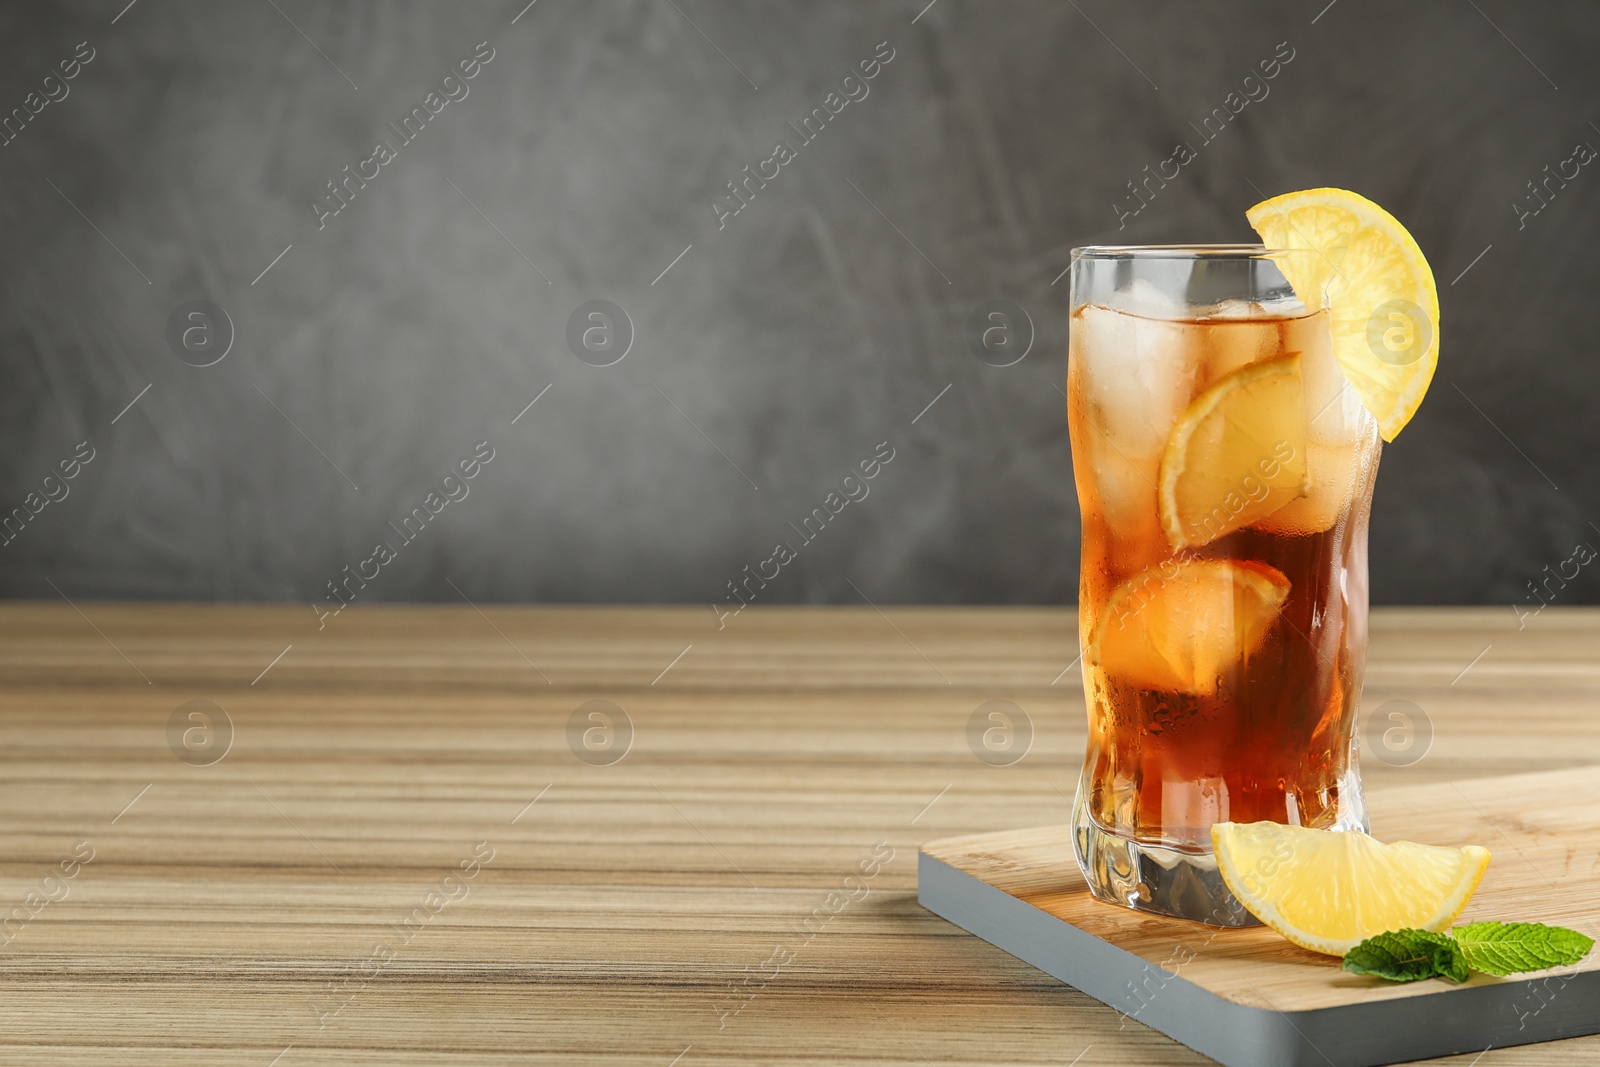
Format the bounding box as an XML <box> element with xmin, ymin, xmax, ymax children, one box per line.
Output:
<box><xmin>1</xmin><ymin>603</ymin><xmax>1596</xmax><ymax>1065</ymax></box>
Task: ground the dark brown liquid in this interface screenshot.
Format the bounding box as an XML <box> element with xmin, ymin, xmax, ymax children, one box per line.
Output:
<box><xmin>1081</xmin><ymin>524</ymin><xmax>1364</xmax><ymax>848</ymax></box>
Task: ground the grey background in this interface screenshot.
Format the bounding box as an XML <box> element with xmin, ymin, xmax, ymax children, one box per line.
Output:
<box><xmin>2</xmin><ymin>0</ymin><xmax>1597</xmax><ymax>608</ymax></box>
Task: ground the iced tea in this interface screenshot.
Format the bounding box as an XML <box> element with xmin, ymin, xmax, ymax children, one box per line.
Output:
<box><xmin>1067</xmin><ymin>248</ymin><xmax>1381</xmax><ymax>924</ymax></box>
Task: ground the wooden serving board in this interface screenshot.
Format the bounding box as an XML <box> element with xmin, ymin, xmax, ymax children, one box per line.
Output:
<box><xmin>919</xmin><ymin>767</ymin><xmax>1600</xmax><ymax>1067</ymax></box>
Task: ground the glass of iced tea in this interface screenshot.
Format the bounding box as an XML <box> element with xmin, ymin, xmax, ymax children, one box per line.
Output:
<box><xmin>1067</xmin><ymin>245</ymin><xmax>1381</xmax><ymax>926</ymax></box>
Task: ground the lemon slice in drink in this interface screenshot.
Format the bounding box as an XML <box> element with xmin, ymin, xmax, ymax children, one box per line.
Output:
<box><xmin>1092</xmin><ymin>559</ymin><xmax>1290</xmax><ymax>696</ymax></box>
<box><xmin>1212</xmin><ymin>822</ymin><xmax>1491</xmax><ymax>956</ymax></box>
<box><xmin>1158</xmin><ymin>352</ymin><xmax>1309</xmax><ymax>550</ymax></box>
<box><xmin>1247</xmin><ymin>188</ymin><xmax>1439</xmax><ymax>442</ymax></box>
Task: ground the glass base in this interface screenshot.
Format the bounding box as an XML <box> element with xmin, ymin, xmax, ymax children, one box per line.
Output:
<box><xmin>1070</xmin><ymin>781</ymin><xmax>1368</xmax><ymax>928</ymax></box>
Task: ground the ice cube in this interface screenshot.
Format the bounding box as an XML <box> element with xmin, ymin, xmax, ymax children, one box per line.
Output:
<box><xmin>1253</xmin><ymin>292</ymin><xmax>1312</xmax><ymax>317</ymax></box>
<box><xmin>1070</xmin><ymin>304</ymin><xmax>1198</xmax><ymax>548</ymax></box>
<box><xmin>1080</xmin><ymin>425</ymin><xmax>1170</xmax><ymax>572</ymax></box>
<box><xmin>1289</xmin><ymin>311</ymin><xmax>1364</xmax><ymax>445</ymax></box>
<box><xmin>1200</xmin><ymin>318</ymin><xmax>1281</xmax><ymax>383</ymax></box>
<box><xmin>1252</xmin><ymin>310</ymin><xmax>1380</xmax><ymax>536</ymax></box>
<box><xmin>1072</xmin><ymin>304</ymin><xmax>1196</xmax><ymax>455</ymax></box>
<box><xmin>1106</xmin><ymin>276</ymin><xmax>1192</xmax><ymax>321</ymax></box>
<box><xmin>1254</xmin><ymin>436</ymin><xmax>1373</xmax><ymax>536</ymax></box>
<box><xmin>1202</xmin><ymin>299</ymin><xmax>1268</xmax><ymax>320</ymax></box>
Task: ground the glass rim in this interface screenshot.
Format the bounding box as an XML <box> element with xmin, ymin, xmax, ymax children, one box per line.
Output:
<box><xmin>1071</xmin><ymin>243</ymin><xmax>1322</xmax><ymax>259</ymax></box>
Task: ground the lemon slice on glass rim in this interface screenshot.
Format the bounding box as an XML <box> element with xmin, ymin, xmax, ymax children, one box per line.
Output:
<box><xmin>1247</xmin><ymin>188</ymin><xmax>1440</xmax><ymax>442</ymax></box>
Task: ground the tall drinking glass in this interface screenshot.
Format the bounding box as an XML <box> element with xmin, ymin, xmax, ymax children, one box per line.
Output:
<box><xmin>1066</xmin><ymin>246</ymin><xmax>1381</xmax><ymax>926</ymax></box>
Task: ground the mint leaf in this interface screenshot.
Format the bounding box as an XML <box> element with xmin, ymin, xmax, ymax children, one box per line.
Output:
<box><xmin>1451</xmin><ymin>922</ymin><xmax>1595</xmax><ymax>977</ymax></box>
<box><xmin>1341</xmin><ymin>923</ymin><xmax>1594</xmax><ymax>982</ymax></box>
<box><xmin>1343</xmin><ymin>929</ymin><xmax>1469</xmax><ymax>983</ymax></box>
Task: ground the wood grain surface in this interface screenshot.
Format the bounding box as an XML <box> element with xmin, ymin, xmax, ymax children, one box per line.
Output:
<box><xmin>0</xmin><ymin>602</ymin><xmax>1597</xmax><ymax>1065</ymax></box>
